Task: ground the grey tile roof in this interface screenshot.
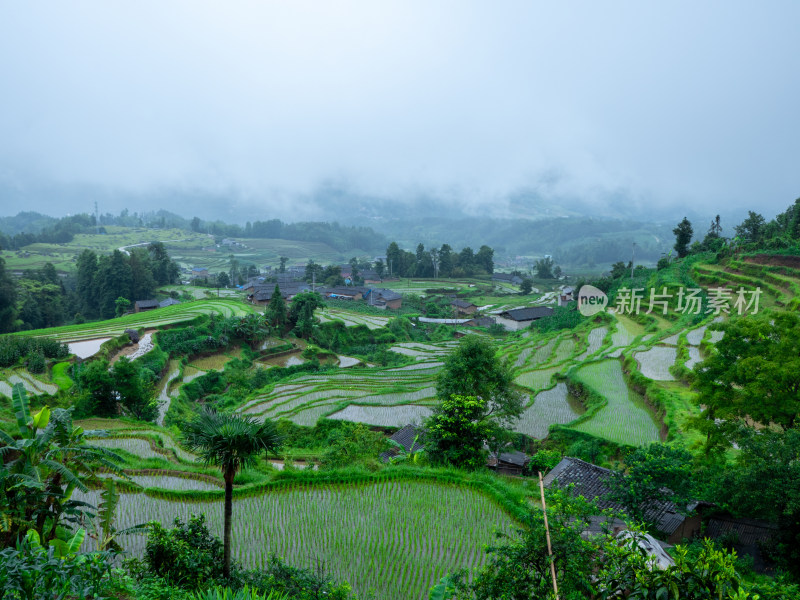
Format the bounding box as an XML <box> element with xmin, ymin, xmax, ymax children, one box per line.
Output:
<box><xmin>251</xmin><ymin>283</ymin><xmax>310</xmax><ymax>301</ymax></box>
<box><xmin>158</xmin><ymin>298</ymin><xmax>181</xmax><ymax>308</ymax></box>
<box><xmin>451</xmin><ymin>299</ymin><xmax>476</xmax><ymax>309</ymax></box>
<box><xmin>373</xmin><ymin>289</ymin><xmax>402</xmax><ymax>301</ymax></box>
<box><xmin>135</xmin><ymin>299</ymin><xmax>159</xmax><ymax>309</ymax></box>
<box><xmin>379</xmin><ymin>424</ymin><xmax>424</xmax><ymax>462</ymax></box>
<box><xmin>543</xmin><ymin>457</ymin><xmax>700</xmax><ymax>536</ymax></box>
<box><xmin>500</xmin><ymin>307</ymin><xmax>554</xmax><ymax>321</ymax></box>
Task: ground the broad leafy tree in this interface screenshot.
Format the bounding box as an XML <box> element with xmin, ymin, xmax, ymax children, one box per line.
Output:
<box><xmin>535</xmin><ymin>257</ymin><xmax>555</xmax><ymax>279</ymax></box>
<box><xmin>424</xmin><ymin>395</ymin><xmax>498</xmax><ymax>469</ymax></box>
<box><xmin>182</xmin><ymin>407</ymin><xmax>282</xmax><ymax>578</ymax></box>
<box><xmin>672</xmin><ymin>217</ymin><xmax>693</xmax><ymax>258</ymax></box>
<box><xmin>607</xmin><ymin>443</ymin><xmax>696</xmax><ymax>526</ymax></box>
<box><xmin>427</xmin><ymin>337</ymin><xmax>523</xmax><ymax>468</ymax></box>
<box><xmin>435</xmin><ymin>335</ymin><xmax>523</xmax><ymax>428</ymax></box>
<box><xmin>734</xmin><ymin>210</ymin><xmax>767</xmax><ymax>244</ymax></box>
<box><xmin>714</xmin><ymin>427</ymin><xmax>800</xmax><ymax>579</ymax></box>
<box><xmin>112</xmin><ymin>357</ymin><xmax>157</xmax><ymax>422</ymax></box>
<box><xmin>289</xmin><ymin>291</ymin><xmax>324</xmax><ymax>339</ymax></box>
<box><xmin>693</xmin><ymin>314</ymin><xmax>800</xmax><ymax>447</ymax></box>
<box><xmin>520</xmin><ymin>277</ymin><xmax>533</xmax><ymax>295</ymax></box>
<box><xmin>77</xmin><ymin>359</ymin><xmax>117</xmax><ymax>417</ymax></box>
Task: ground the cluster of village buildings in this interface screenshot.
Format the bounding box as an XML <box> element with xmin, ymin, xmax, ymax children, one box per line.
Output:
<box><xmin>159</xmin><ymin>262</ymin><xmax>577</xmax><ymax>331</ymax></box>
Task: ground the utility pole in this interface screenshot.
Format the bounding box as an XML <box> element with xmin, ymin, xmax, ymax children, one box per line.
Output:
<box><xmin>94</xmin><ymin>201</ymin><xmax>100</xmax><ymax>234</ymax></box>
<box><xmin>630</xmin><ymin>243</ymin><xmax>636</xmax><ymax>279</ymax></box>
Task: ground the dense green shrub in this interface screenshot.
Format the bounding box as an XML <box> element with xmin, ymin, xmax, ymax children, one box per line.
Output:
<box><xmin>157</xmin><ymin>316</ymin><xmax>236</xmax><ymax>356</ymax></box>
<box><xmin>0</xmin><ymin>541</ymin><xmax>118</xmax><ymax>600</ymax></box>
<box><xmin>137</xmin><ymin>514</ymin><xmax>224</xmax><ymax>591</ymax></box>
<box><xmin>136</xmin><ymin>345</ymin><xmax>169</xmax><ymax>384</ymax></box>
<box><xmin>24</xmin><ymin>349</ymin><xmax>46</xmax><ymax>374</ymax></box>
<box><xmin>0</xmin><ymin>335</ymin><xmax>68</xmax><ymax>367</ymax></box>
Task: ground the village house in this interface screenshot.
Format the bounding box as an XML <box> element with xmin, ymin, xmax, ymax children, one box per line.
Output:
<box><xmin>247</xmin><ymin>282</ymin><xmax>311</xmax><ymax>305</ymax></box>
<box><xmin>487</xmin><ymin>449</ymin><xmax>530</xmax><ymax>476</ymax></box>
<box><xmin>558</xmin><ymin>286</ymin><xmax>575</xmax><ymax>307</ymax></box>
<box><xmin>379</xmin><ymin>425</ymin><xmax>424</xmax><ymax>463</ymax></box>
<box><xmin>464</xmin><ymin>316</ymin><xmax>497</xmax><ymax>328</ymax></box>
<box><xmin>495</xmin><ymin>306</ymin><xmax>554</xmax><ymax>331</ymax></box>
<box><xmin>451</xmin><ymin>298</ymin><xmax>478</xmax><ymax>315</ymax></box>
<box><xmin>190</xmin><ymin>267</ymin><xmax>209</xmax><ymax>280</ymax></box>
<box><xmin>242</xmin><ymin>277</ymin><xmax>267</xmax><ymax>295</ymax></box>
<box><xmin>360</xmin><ymin>269</ymin><xmax>381</xmax><ymax>284</ymax></box>
<box><xmin>319</xmin><ymin>286</ymin><xmax>366</xmax><ymax>301</ymax></box>
<box><xmin>543</xmin><ymin>457</ymin><xmax>712</xmax><ymax>544</ymax></box>
<box><xmin>134</xmin><ymin>299</ymin><xmax>159</xmax><ymax>313</ymax></box>
<box><xmin>158</xmin><ymin>298</ymin><xmax>181</xmax><ymax>308</ymax></box>
<box><xmin>368</xmin><ymin>288</ymin><xmax>403</xmax><ymax>310</ymax></box>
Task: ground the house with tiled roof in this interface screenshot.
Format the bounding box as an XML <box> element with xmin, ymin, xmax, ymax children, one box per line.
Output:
<box><xmin>543</xmin><ymin>457</ymin><xmax>711</xmax><ymax>544</ymax></box>
<box><xmin>367</xmin><ymin>288</ymin><xmax>403</xmax><ymax>310</ymax></box>
<box><xmin>451</xmin><ymin>298</ymin><xmax>478</xmax><ymax>315</ymax></box>
<box><xmin>496</xmin><ymin>306</ymin><xmax>554</xmax><ymax>331</ymax></box>
<box><xmin>379</xmin><ymin>425</ymin><xmax>424</xmax><ymax>463</ymax></box>
<box><xmin>158</xmin><ymin>298</ymin><xmax>181</xmax><ymax>308</ymax></box>
<box><xmin>134</xmin><ymin>299</ymin><xmax>159</xmax><ymax>313</ymax></box>
<box><xmin>248</xmin><ymin>283</ymin><xmax>311</xmax><ymax>305</ymax></box>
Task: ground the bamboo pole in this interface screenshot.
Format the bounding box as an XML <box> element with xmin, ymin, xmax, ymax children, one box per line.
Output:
<box><xmin>539</xmin><ymin>471</ymin><xmax>559</xmax><ymax>599</ymax></box>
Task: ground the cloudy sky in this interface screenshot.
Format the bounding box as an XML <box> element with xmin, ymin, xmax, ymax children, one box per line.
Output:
<box><xmin>0</xmin><ymin>1</ymin><xmax>798</xmax><ymax>220</ymax></box>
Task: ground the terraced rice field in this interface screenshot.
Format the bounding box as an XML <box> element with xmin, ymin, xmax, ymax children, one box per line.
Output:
<box><xmin>0</xmin><ymin>371</ymin><xmax>58</xmax><ymax>397</ymax></box>
<box><xmin>569</xmin><ymin>360</ymin><xmax>661</xmax><ymax>446</ymax></box>
<box><xmin>318</xmin><ymin>309</ymin><xmax>390</xmax><ymax>330</ymax></box>
<box><xmin>89</xmin><ymin>437</ymin><xmax>164</xmax><ymax>459</ymax></box>
<box><xmin>16</xmin><ymin>299</ymin><xmax>256</xmax><ymax>342</ymax></box>
<box><xmin>88</xmin><ymin>433</ymin><xmax>197</xmax><ymax>463</ymax></box>
<box><xmin>634</xmin><ymin>346</ymin><xmax>677</xmax><ymax>381</ymax></box>
<box><xmin>686</xmin><ymin>325</ymin><xmax>708</xmax><ymax>346</ymax></box>
<box><xmin>685</xmin><ymin>347</ymin><xmax>702</xmax><ymax>370</ymax></box>
<box><xmin>239</xmin><ymin>365</ymin><xmax>442</xmax><ymax>426</ymax></box>
<box><xmin>606</xmin><ymin>316</ymin><xmax>644</xmax><ymax>358</ymax></box>
<box><xmin>513</xmin><ymin>366</ymin><xmax>562</xmax><ymax>392</ymax></box>
<box><xmin>328</xmin><ymin>404</ymin><xmax>433</xmax><ymax>427</ymax></box>
<box><xmin>76</xmin><ymin>481</ymin><xmax>513</xmax><ymax>600</ymax></box>
<box><xmin>513</xmin><ymin>383</ymin><xmax>584</xmax><ymax>439</ymax></box>
<box><xmin>389</xmin><ymin>342</ymin><xmax>457</xmax><ymax>360</ymax></box>
<box><xmin>576</xmin><ymin>327</ymin><xmax>608</xmax><ymax>360</ymax></box>
<box><xmin>155</xmin><ymin>362</ymin><xmax>181</xmax><ymax>426</ymax></box>
<box><xmin>125</xmin><ymin>474</ymin><xmax>222</xmax><ymax>491</ymax></box>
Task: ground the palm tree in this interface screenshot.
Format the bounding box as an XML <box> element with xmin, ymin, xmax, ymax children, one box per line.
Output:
<box><xmin>182</xmin><ymin>407</ymin><xmax>282</xmax><ymax>578</ymax></box>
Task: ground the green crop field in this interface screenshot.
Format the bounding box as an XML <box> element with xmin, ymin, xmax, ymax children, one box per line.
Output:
<box><xmin>13</xmin><ymin>299</ymin><xmax>256</xmax><ymax>342</ymax></box>
<box><xmin>165</xmin><ymin>236</ymin><xmax>349</xmax><ymax>272</ymax></box>
<box><xmin>514</xmin><ymin>383</ymin><xmax>585</xmax><ymax>439</ymax></box>
<box><xmin>0</xmin><ymin>227</ymin><xmax>208</xmax><ymax>272</ymax></box>
<box><xmin>634</xmin><ymin>346</ymin><xmax>678</xmax><ymax>381</ymax></box>
<box><xmin>239</xmin><ymin>363</ymin><xmax>442</xmax><ymax>426</ymax></box>
<box><xmin>75</xmin><ymin>480</ymin><xmax>514</xmax><ymax>600</ymax></box>
<box><xmin>318</xmin><ymin>308</ymin><xmax>391</xmax><ymax>329</ymax></box>
<box><xmin>569</xmin><ymin>360</ymin><xmax>661</xmax><ymax>446</ymax></box>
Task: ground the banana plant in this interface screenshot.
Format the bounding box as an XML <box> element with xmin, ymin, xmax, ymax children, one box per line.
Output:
<box><xmin>0</xmin><ymin>383</ymin><xmax>125</xmax><ymax>546</ymax></box>
<box><xmin>388</xmin><ymin>434</ymin><xmax>425</xmax><ymax>464</ymax></box>
<box><xmin>25</xmin><ymin>527</ymin><xmax>85</xmax><ymax>559</ymax></box>
<box><xmin>429</xmin><ymin>575</ymin><xmax>457</xmax><ymax>600</ymax></box>
<box><xmin>87</xmin><ymin>477</ymin><xmax>147</xmax><ymax>552</ymax></box>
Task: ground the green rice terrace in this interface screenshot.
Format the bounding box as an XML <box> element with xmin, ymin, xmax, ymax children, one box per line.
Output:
<box><xmin>0</xmin><ymin>252</ymin><xmax>793</xmax><ymax>598</ymax></box>
<box><xmin>1</xmin><ymin>257</ymin><xmax>749</xmax><ymax>450</ymax></box>
<box><xmin>74</xmin><ymin>478</ymin><xmax>513</xmax><ymax>600</ymax></box>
